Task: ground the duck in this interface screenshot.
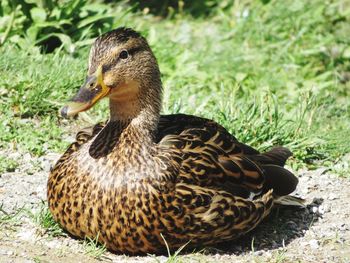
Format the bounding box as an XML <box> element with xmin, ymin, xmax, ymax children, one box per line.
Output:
<box><xmin>47</xmin><ymin>27</ymin><xmax>303</xmax><ymax>254</ymax></box>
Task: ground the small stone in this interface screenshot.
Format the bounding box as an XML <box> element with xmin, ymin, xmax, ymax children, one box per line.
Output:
<box><xmin>265</xmin><ymin>251</ymin><xmax>272</xmax><ymax>258</ymax></box>
<box><xmin>157</xmin><ymin>256</ymin><xmax>168</xmax><ymax>263</ymax></box>
<box><xmin>323</xmin><ymin>204</ymin><xmax>331</xmax><ymax>213</ymax></box>
<box><xmin>41</xmin><ymin>160</ymin><xmax>51</xmax><ymax>172</ymax></box>
<box><xmin>23</xmin><ymin>153</ymin><xmax>32</xmax><ymax>162</ymax></box>
<box><xmin>253</xmin><ymin>251</ymin><xmax>264</xmax><ymax>256</ymax></box>
<box><xmin>339</xmin><ymin>224</ymin><xmax>349</xmax><ymax>231</ymax></box>
<box><xmin>17</xmin><ymin>228</ymin><xmax>36</xmax><ymax>241</ymax></box>
<box><xmin>328</xmin><ymin>193</ymin><xmax>337</xmax><ymax>200</ymax></box>
<box><xmin>318</xmin><ymin>205</ymin><xmax>326</xmax><ymax>215</ymax></box>
<box><xmin>46</xmin><ymin>240</ymin><xmax>60</xmax><ymax>249</ymax></box>
<box><xmin>9</xmin><ymin>152</ymin><xmax>22</xmax><ymax>159</ymax></box>
<box><xmin>300</xmin><ymin>241</ymin><xmax>308</xmax><ymax>247</ymax></box>
<box><xmin>309</xmin><ymin>239</ymin><xmax>319</xmax><ymax>249</ymax></box>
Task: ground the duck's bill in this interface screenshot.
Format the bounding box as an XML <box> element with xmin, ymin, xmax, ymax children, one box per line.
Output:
<box><xmin>60</xmin><ymin>67</ymin><xmax>110</xmax><ymax>118</ymax></box>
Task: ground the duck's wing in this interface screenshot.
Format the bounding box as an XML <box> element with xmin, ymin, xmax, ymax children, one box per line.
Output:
<box><xmin>59</xmin><ymin>120</ymin><xmax>128</xmax><ymax>159</ymax></box>
<box><xmin>152</xmin><ymin>114</ymin><xmax>300</xmax><ymax>249</ymax></box>
<box><xmin>157</xmin><ymin>114</ymin><xmax>298</xmax><ymax>197</ymax></box>
<box><xmin>75</xmin><ymin>122</ymin><xmax>106</xmax><ymax>144</ymax></box>
<box><xmin>157</xmin><ymin>114</ymin><xmax>259</xmax><ymax>155</ymax></box>
<box><xmin>53</xmin><ymin>122</ymin><xmax>106</xmax><ymax>165</ymax></box>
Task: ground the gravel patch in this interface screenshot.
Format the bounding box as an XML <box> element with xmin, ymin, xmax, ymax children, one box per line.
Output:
<box><xmin>0</xmin><ymin>149</ymin><xmax>349</xmax><ymax>262</ymax></box>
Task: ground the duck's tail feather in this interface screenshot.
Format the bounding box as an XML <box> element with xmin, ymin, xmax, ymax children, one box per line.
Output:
<box><xmin>274</xmin><ymin>195</ymin><xmax>306</xmax><ymax>207</ymax></box>
<box><xmin>262</xmin><ymin>164</ymin><xmax>299</xmax><ymax>196</ymax></box>
<box><xmin>251</xmin><ymin>146</ymin><xmax>292</xmax><ymax>166</ymax></box>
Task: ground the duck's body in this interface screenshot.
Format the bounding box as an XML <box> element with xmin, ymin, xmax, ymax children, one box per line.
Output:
<box><xmin>48</xmin><ymin>28</ymin><xmax>302</xmax><ymax>254</ymax></box>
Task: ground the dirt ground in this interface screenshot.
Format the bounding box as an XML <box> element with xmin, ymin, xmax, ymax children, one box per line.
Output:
<box><xmin>0</xmin><ymin>149</ymin><xmax>349</xmax><ymax>263</ymax></box>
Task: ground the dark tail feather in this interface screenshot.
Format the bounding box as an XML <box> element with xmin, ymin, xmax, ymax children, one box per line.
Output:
<box><xmin>275</xmin><ymin>195</ymin><xmax>305</xmax><ymax>207</ymax></box>
<box><xmin>251</xmin><ymin>146</ymin><xmax>292</xmax><ymax>166</ymax></box>
<box><xmin>262</xmin><ymin>164</ymin><xmax>298</xmax><ymax>196</ymax></box>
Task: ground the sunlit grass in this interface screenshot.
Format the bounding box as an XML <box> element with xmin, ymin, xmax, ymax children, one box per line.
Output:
<box><xmin>0</xmin><ymin>204</ymin><xmax>24</xmax><ymax>227</ymax></box>
<box><xmin>83</xmin><ymin>234</ymin><xmax>107</xmax><ymax>260</ymax></box>
<box><xmin>0</xmin><ymin>0</ymin><xmax>349</xmax><ymax>171</ymax></box>
<box><xmin>29</xmin><ymin>201</ymin><xmax>66</xmax><ymax>237</ymax></box>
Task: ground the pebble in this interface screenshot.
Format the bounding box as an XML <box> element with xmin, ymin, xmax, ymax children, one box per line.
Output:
<box><xmin>46</xmin><ymin>240</ymin><xmax>60</xmax><ymax>249</ymax></box>
<box><xmin>328</xmin><ymin>193</ymin><xmax>337</xmax><ymax>200</ymax></box>
<box><xmin>311</xmin><ymin>207</ymin><xmax>318</xmax><ymax>213</ymax></box>
<box><xmin>300</xmin><ymin>241</ymin><xmax>308</xmax><ymax>247</ymax></box>
<box><xmin>309</xmin><ymin>239</ymin><xmax>319</xmax><ymax>249</ymax></box>
<box><xmin>17</xmin><ymin>228</ymin><xmax>36</xmax><ymax>241</ymax></box>
<box><xmin>23</xmin><ymin>153</ymin><xmax>32</xmax><ymax>163</ymax></box>
<box><xmin>41</xmin><ymin>160</ymin><xmax>51</xmax><ymax>172</ymax></box>
<box><xmin>339</xmin><ymin>223</ymin><xmax>349</xmax><ymax>231</ymax></box>
<box><xmin>253</xmin><ymin>251</ymin><xmax>264</xmax><ymax>256</ymax></box>
<box><xmin>8</xmin><ymin>152</ymin><xmax>22</xmax><ymax>159</ymax></box>
<box><xmin>265</xmin><ymin>251</ymin><xmax>272</xmax><ymax>258</ymax></box>
<box><xmin>156</xmin><ymin>256</ymin><xmax>168</xmax><ymax>263</ymax></box>
<box><xmin>321</xmin><ymin>204</ymin><xmax>331</xmax><ymax>213</ymax></box>
<box><xmin>16</xmin><ymin>118</ymin><xmax>30</xmax><ymax>124</ymax></box>
<box><xmin>0</xmin><ymin>250</ymin><xmax>7</xmax><ymax>256</ymax></box>
<box><xmin>318</xmin><ymin>206</ymin><xmax>326</xmax><ymax>214</ymax></box>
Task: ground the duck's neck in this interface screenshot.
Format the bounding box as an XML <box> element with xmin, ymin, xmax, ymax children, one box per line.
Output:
<box><xmin>108</xmin><ymin>80</ymin><xmax>162</xmax><ymax>142</ymax></box>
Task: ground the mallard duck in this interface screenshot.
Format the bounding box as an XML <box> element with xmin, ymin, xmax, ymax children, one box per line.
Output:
<box><xmin>48</xmin><ymin>27</ymin><xmax>303</xmax><ymax>254</ymax></box>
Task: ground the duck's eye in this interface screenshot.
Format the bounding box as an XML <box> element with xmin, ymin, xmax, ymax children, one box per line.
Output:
<box><xmin>119</xmin><ymin>50</ymin><xmax>129</xmax><ymax>59</ymax></box>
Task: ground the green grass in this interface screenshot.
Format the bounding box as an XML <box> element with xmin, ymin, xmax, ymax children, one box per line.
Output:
<box><xmin>0</xmin><ymin>0</ymin><xmax>349</xmax><ymax>171</ymax></box>
<box><xmin>0</xmin><ymin>156</ymin><xmax>19</xmax><ymax>173</ymax></box>
<box><xmin>29</xmin><ymin>201</ymin><xmax>66</xmax><ymax>237</ymax></box>
<box><xmin>0</xmin><ymin>204</ymin><xmax>24</xmax><ymax>227</ymax></box>
<box><xmin>153</xmin><ymin>233</ymin><xmax>191</xmax><ymax>263</ymax></box>
<box><xmin>83</xmin><ymin>234</ymin><xmax>107</xmax><ymax>260</ymax></box>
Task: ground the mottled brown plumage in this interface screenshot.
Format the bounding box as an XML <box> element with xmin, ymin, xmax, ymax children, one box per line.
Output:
<box><xmin>48</xmin><ymin>27</ymin><xmax>303</xmax><ymax>254</ymax></box>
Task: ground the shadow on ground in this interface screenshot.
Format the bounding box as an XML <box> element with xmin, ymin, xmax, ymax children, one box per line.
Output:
<box><xmin>202</xmin><ymin>198</ymin><xmax>323</xmax><ymax>255</ymax></box>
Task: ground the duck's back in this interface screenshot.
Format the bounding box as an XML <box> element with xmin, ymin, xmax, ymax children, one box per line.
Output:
<box><xmin>157</xmin><ymin>114</ymin><xmax>298</xmax><ymax>196</ymax></box>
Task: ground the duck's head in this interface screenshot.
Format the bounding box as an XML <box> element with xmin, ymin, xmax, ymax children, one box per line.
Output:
<box><xmin>61</xmin><ymin>27</ymin><xmax>162</xmax><ymax>122</ymax></box>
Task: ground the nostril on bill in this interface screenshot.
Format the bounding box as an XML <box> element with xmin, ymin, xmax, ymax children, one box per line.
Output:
<box><xmin>60</xmin><ymin>106</ymin><xmax>69</xmax><ymax>118</ymax></box>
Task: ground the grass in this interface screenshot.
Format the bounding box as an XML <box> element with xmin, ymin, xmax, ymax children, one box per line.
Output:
<box><xmin>153</xmin><ymin>233</ymin><xmax>191</xmax><ymax>263</ymax></box>
<box><xmin>83</xmin><ymin>234</ymin><xmax>107</xmax><ymax>260</ymax></box>
<box><xmin>271</xmin><ymin>249</ymin><xmax>287</xmax><ymax>263</ymax></box>
<box><xmin>31</xmin><ymin>203</ymin><xmax>107</xmax><ymax>259</ymax></box>
<box><xmin>0</xmin><ymin>156</ymin><xmax>19</xmax><ymax>173</ymax></box>
<box><xmin>29</xmin><ymin>201</ymin><xmax>65</xmax><ymax>237</ymax></box>
<box><xmin>0</xmin><ymin>204</ymin><xmax>24</xmax><ymax>227</ymax></box>
<box><xmin>0</xmin><ymin>0</ymin><xmax>349</xmax><ymax>173</ymax></box>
